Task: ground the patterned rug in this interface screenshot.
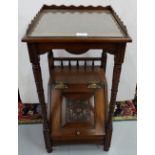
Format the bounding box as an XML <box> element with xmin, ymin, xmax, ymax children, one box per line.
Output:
<box><xmin>18</xmin><ymin>99</ymin><xmax>137</xmax><ymax>124</ymax></box>
<box><xmin>113</xmin><ymin>99</ymin><xmax>137</xmax><ymax>121</ymax></box>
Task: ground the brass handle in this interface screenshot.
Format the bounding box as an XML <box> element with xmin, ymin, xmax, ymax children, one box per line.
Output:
<box><xmin>54</xmin><ymin>81</ymin><xmax>68</xmax><ymax>89</ymax></box>
<box><xmin>88</xmin><ymin>81</ymin><xmax>102</xmax><ymax>89</ymax></box>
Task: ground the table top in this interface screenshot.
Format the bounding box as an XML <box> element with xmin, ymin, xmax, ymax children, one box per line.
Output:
<box><xmin>22</xmin><ymin>5</ymin><xmax>131</xmax><ymax>43</ymax></box>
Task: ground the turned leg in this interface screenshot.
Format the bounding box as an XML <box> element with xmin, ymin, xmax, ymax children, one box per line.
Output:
<box><xmin>28</xmin><ymin>44</ymin><xmax>52</xmax><ymax>153</ymax></box>
<box><xmin>104</xmin><ymin>44</ymin><xmax>126</xmax><ymax>151</ymax></box>
<box><xmin>32</xmin><ymin>63</ymin><xmax>52</xmax><ymax>153</ymax></box>
<box><xmin>104</xmin><ymin>127</ymin><xmax>112</xmax><ymax>151</ymax></box>
<box><xmin>48</xmin><ymin>50</ymin><xmax>54</xmax><ymax>76</ymax></box>
<box><xmin>101</xmin><ymin>51</ymin><xmax>107</xmax><ymax>72</ymax></box>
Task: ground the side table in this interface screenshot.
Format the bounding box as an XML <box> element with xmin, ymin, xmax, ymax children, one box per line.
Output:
<box><xmin>22</xmin><ymin>5</ymin><xmax>132</xmax><ymax>153</ymax></box>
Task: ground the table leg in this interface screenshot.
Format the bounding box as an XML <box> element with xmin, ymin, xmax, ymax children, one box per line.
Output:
<box><xmin>48</xmin><ymin>50</ymin><xmax>54</xmax><ymax>75</ymax></box>
<box><xmin>104</xmin><ymin>44</ymin><xmax>126</xmax><ymax>151</ymax></box>
<box><xmin>101</xmin><ymin>51</ymin><xmax>107</xmax><ymax>72</ymax></box>
<box><xmin>28</xmin><ymin>44</ymin><xmax>52</xmax><ymax>153</ymax></box>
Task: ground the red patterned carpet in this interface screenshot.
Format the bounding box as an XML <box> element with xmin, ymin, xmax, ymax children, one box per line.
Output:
<box><xmin>18</xmin><ymin>99</ymin><xmax>137</xmax><ymax>124</ymax></box>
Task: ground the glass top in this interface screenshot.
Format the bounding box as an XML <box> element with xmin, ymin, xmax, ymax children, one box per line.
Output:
<box><xmin>28</xmin><ymin>9</ymin><xmax>125</xmax><ymax>38</ymax></box>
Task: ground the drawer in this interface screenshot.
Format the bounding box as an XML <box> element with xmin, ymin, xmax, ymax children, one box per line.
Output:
<box><xmin>50</xmin><ymin>86</ymin><xmax>107</xmax><ymax>140</ymax></box>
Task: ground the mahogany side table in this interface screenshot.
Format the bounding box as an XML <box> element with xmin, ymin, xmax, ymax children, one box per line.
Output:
<box><xmin>22</xmin><ymin>5</ymin><xmax>132</xmax><ymax>153</ymax></box>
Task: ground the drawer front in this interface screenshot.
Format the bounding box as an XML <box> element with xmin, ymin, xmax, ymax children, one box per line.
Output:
<box><xmin>50</xmin><ymin>87</ymin><xmax>107</xmax><ymax>140</ymax></box>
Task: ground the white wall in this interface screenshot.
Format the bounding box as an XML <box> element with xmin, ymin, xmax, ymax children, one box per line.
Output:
<box><xmin>18</xmin><ymin>0</ymin><xmax>137</xmax><ymax>103</ymax></box>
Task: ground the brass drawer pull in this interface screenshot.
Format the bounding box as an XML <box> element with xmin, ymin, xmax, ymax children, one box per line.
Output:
<box><xmin>75</xmin><ymin>129</ymin><xmax>81</xmax><ymax>136</ymax></box>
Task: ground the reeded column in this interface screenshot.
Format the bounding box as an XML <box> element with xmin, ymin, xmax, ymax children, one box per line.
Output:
<box><xmin>27</xmin><ymin>43</ymin><xmax>52</xmax><ymax>153</ymax></box>
<box><xmin>104</xmin><ymin>44</ymin><xmax>126</xmax><ymax>151</ymax></box>
<box><xmin>101</xmin><ymin>51</ymin><xmax>107</xmax><ymax>72</ymax></box>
